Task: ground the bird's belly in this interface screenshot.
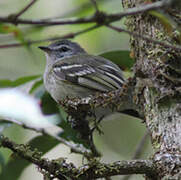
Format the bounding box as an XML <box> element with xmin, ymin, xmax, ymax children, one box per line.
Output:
<box><xmin>56</xmin><ymin>83</ymin><xmax>93</xmax><ymax>100</ymax></box>
<box><xmin>45</xmin><ymin>76</ymin><xmax>94</xmax><ymax>102</ymax></box>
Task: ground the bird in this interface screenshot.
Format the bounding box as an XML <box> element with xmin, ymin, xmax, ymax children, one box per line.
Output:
<box><xmin>39</xmin><ymin>39</ymin><xmax>125</xmax><ymax>103</ymax></box>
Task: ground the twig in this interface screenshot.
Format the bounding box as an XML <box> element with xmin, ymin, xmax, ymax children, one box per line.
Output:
<box><xmin>132</xmin><ymin>131</ymin><xmax>149</xmax><ymax>159</ymax></box>
<box><xmin>44</xmin><ymin>0</ymin><xmax>108</xmax><ymax>20</ymax></box>
<box><xmin>90</xmin><ymin>0</ymin><xmax>99</xmax><ymax>12</ymax></box>
<box><xmin>110</xmin><ymin>0</ymin><xmax>172</xmax><ymax>20</ymax></box>
<box><xmin>121</xmin><ymin>131</ymin><xmax>149</xmax><ymax>180</ymax></box>
<box><xmin>107</xmin><ymin>24</ymin><xmax>181</xmax><ymax>52</ymax></box>
<box><xmin>0</xmin><ymin>15</ymin><xmax>96</xmax><ymax>26</ymax></box>
<box><xmin>13</xmin><ymin>0</ymin><xmax>39</xmax><ymax>19</ymax></box>
<box><xmin>0</xmin><ymin>24</ymin><xmax>100</xmax><ymax>49</ymax></box>
<box><xmin>43</xmin><ymin>129</ymin><xmax>92</xmax><ymax>159</ymax></box>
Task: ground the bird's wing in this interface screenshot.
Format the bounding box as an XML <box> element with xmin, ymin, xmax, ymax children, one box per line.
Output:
<box><xmin>96</xmin><ymin>63</ymin><xmax>125</xmax><ymax>89</ymax></box>
<box><xmin>52</xmin><ymin>61</ymin><xmax>124</xmax><ymax>92</ymax></box>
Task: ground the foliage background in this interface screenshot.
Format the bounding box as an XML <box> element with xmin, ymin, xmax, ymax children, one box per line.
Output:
<box><xmin>0</xmin><ymin>0</ymin><xmax>151</xmax><ymax>179</ymax></box>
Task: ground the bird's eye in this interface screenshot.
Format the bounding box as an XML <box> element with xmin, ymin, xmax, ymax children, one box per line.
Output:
<box><xmin>60</xmin><ymin>46</ymin><xmax>70</xmax><ymax>52</ymax></box>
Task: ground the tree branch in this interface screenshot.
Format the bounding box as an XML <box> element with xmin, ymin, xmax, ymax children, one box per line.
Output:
<box><xmin>107</xmin><ymin>24</ymin><xmax>181</xmax><ymax>52</ymax></box>
<box><xmin>0</xmin><ymin>135</ymin><xmax>74</xmax><ymax>180</ymax></box>
<box><xmin>0</xmin><ymin>15</ymin><xmax>96</xmax><ymax>26</ymax></box>
<box><xmin>0</xmin><ymin>0</ymin><xmax>180</xmax><ymax>52</ymax></box>
<box><xmin>77</xmin><ymin>160</ymin><xmax>157</xmax><ymax>179</ymax></box>
<box><xmin>0</xmin><ymin>135</ymin><xmax>157</xmax><ymax>179</ymax></box>
<box><xmin>0</xmin><ymin>1</ymin><xmax>173</xmax><ymax>26</ymax></box>
<box><xmin>12</xmin><ymin>0</ymin><xmax>39</xmax><ymax>19</ymax></box>
<box><xmin>0</xmin><ymin>24</ymin><xmax>100</xmax><ymax>49</ymax></box>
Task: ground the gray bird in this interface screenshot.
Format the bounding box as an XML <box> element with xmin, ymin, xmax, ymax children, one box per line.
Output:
<box><xmin>39</xmin><ymin>40</ymin><xmax>125</xmax><ymax>103</ymax></box>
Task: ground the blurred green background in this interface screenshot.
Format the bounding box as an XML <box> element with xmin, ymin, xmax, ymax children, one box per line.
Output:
<box><xmin>0</xmin><ymin>0</ymin><xmax>152</xmax><ymax>179</ymax></box>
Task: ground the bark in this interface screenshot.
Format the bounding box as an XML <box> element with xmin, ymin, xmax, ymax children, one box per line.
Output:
<box><xmin>122</xmin><ymin>0</ymin><xmax>181</xmax><ymax>179</ymax></box>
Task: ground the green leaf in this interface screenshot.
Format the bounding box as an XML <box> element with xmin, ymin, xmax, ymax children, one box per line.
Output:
<box><xmin>41</xmin><ymin>91</ymin><xmax>59</xmax><ymax>115</ymax></box>
<box><xmin>31</xmin><ymin>83</ymin><xmax>46</xmax><ymax>99</ymax></box>
<box><xmin>0</xmin><ymin>135</ymin><xmax>59</xmax><ymax>180</ymax></box>
<box><xmin>0</xmin><ymin>121</ymin><xmax>12</xmax><ymax>134</ymax></box>
<box><xmin>29</xmin><ymin>78</ymin><xmax>43</xmax><ymax>94</ymax></box>
<box><xmin>0</xmin><ymin>152</ymin><xmax>5</xmax><ymax>172</ymax></box>
<box><xmin>29</xmin><ymin>135</ymin><xmax>59</xmax><ymax>153</ymax></box>
<box><xmin>0</xmin><ymin>24</ymin><xmax>18</xmax><ymax>34</ymax></box>
<box><xmin>30</xmin><ymin>84</ymin><xmax>59</xmax><ymax>115</ymax></box>
<box><xmin>149</xmin><ymin>10</ymin><xmax>181</xmax><ymax>43</ymax></box>
<box><xmin>149</xmin><ymin>11</ymin><xmax>173</xmax><ymax>35</ymax></box>
<box><xmin>0</xmin><ymin>24</ymin><xmax>27</xmax><ymax>46</ymax></box>
<box><xmin>58</xmin><ymin>117</ymin><xmax>79</xmax><ymax>141</ymax></box>
<box><xmin>0</xmin><ymin>75</ymin><xmax>41</xmax><ymax>88</ymax></box>
<box><xmin>99</xmin><ymin>50</ymin><xmax>134</xmax><ymax>71</ymax></box>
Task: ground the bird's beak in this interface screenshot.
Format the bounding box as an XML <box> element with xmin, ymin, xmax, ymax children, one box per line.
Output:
<box><xmin>38</xmin><ymin>46</ymin><xmax>51</xmax><ymax>52</ymax></box>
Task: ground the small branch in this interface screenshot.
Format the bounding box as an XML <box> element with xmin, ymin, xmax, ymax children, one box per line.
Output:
<box><xmin>13</xmin><ymin>0</ymin><xmax>39</xmax><ymax>19</ymax></box>
<box><xmin>43</xmin><ymin>129</ymin><xmax>93</xmax><ymax>159</ymax></box>
<box><xmin>0</xmin><ymin>15</ymin><xmax>96</xmax><ymax>26</ymax></box>
<box><xmin>111</xmin><ymin>0</ymin><xmax>172</xmax><ymax>19</ymax></box>
<box><xmin>90</xmin><ymin>0</ymin><xmax>99</xmax><ymax>12</ymax></box>
<box><xmin>0</xmin><ymin>135</ymin><xmax>157</xmax><ymax>179</ymax></box>
<box><xmin>0</xmin><ymin>24</ymin><xmax>100</xmax><ymax>49</ymax></box>
<box><xmin>122</xmin><ymin>131</ymin><xmax>149</xmax><ymax>180</ymax></box>
<box><xmin>107</xmin><ymin>24</ymin><xmax>181</xmax><ymax>52</ymax></box>
<box><xmin>132</xmin><ymin>131</ymin><xmax>149</xmax><ymax>160</ymax></box>
<box><xmin>44</xmin><ymin>0</ymin><xmax>106</xmax><ymax>20</ymax></box>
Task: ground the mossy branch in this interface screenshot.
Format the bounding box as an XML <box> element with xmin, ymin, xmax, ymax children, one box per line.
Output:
<box><xmin>0</xmin><ymin>135</ymin><xmax>157</xmax><ymax>179</ymax></box>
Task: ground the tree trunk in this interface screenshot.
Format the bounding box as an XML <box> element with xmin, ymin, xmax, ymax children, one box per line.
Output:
<box><xmin>122</xmin><ymin>0</ymin><xmax>181</xmax><ymax>179</ymax></box>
